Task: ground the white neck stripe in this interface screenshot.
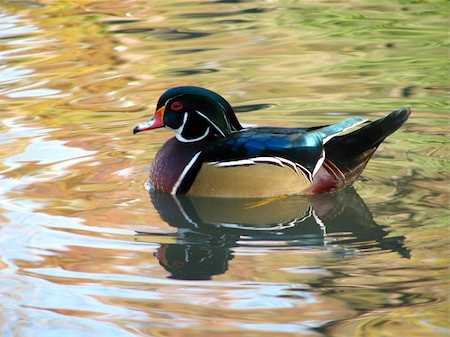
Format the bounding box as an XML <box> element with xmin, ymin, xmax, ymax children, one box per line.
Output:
<box><xmin>195</xmin><ymin>110</ymin><xmax>225</xmax><ymax>137</ymax></box>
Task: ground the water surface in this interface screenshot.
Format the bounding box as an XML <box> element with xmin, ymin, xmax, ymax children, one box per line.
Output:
<box><xmin>0</xmin><ymin>1</ymin><xmax>448</xmax><ymax>337</ymax></box>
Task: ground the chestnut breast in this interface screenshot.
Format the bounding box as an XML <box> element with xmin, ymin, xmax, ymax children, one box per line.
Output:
<box><xmin>149</xmin><ymin>138</ymin><xmax>204</xmax><ymax>193</ymax></box>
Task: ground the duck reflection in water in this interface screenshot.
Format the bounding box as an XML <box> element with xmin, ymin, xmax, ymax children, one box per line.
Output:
<box><xmin>137</xmin><ymin>188</ymin><xmax>410</xmax><ymax>280</ymax></box>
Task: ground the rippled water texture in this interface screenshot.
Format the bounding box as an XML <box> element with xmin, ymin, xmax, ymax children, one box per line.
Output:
<box><xmin>0</xmin><ymin>1</ymin><xmax>448</xmax><ymax>337</ymax></box>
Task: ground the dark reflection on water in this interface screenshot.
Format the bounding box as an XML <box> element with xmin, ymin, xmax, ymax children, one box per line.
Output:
<box><xmin>111</xmin><ymin>27</ymin><xmax>211</xmax><ymax>40</ymax></box>
<box><xmin>138</xmin><ymin>188</ymin><xmax>410</xmax><ymax>280</ymax></box>
<box><xmin>234</xmin><ymin>103</ymin><xmax>274</xmax><ymax>113</ymax></box>
<box><xmin>168</xmin><ymin>68</ymin><xmax>219</xmax><ymax>76</ymax></box>
<box><xmin>180</xmin><ymin>7</ymin><xmax>271</xmax><ymax>18</ymax></box>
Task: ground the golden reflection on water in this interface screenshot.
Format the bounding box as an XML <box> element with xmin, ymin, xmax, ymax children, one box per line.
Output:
<box><xmin>0</xmin><ymin>1</ymin><xmax>448</xmax><ymax>337</ymax></box>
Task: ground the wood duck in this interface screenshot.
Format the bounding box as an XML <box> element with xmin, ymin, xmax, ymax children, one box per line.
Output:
<box><xmin>133</xmin><ymin>86</ymin><xmax>410</xmax><ymax>197</ymax></box>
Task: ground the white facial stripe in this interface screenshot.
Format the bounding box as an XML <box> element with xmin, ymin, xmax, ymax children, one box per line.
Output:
<box><xmin>195</xmin><ymin>110</ymin><xmax>225</xmax><ymax>137</ymax></box>
<box><xmin>175</xmin><ymin>112</ymin><xmax>211</xmax><ymax>143</ymax></box>
<box><xmin>165</xmin><ymin>94</ymin><xmax>183</xmax><ymax>107</ymax></box>
<box><xmin>216</xmin><ymin>102</ymin><xmax>233</xmax><ymax>131</ymax></box>
<box><xmin>171</xmin><ymin>151</ymin><xmax>202</xmax><ymax>194</ymax></box>
<box><xmin>172</xmin><ymin>112</ymin><xmax>187</xmax><ymax>138</ymax></box>
<box><xmin>176</xmin><ymin>126</ymin><xmax>210</xmax><ymax>143</ymax></box>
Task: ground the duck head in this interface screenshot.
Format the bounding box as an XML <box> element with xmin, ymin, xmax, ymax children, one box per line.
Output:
<box><xmin>133</xmin><ymin>86</ymin><xmax>242</xmax><ymax>142</ymax></box>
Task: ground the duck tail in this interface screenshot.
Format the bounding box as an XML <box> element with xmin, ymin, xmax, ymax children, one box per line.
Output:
<box><xmin>324</xmin><ymin>107</ymin><xmax>411</xmax><ymax>187</ymax></box>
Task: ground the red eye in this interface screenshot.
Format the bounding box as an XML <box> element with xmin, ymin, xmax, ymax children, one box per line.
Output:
<box><xmin>171</xmin><ymin>101</ymin><xmax>183</xmax><ymax>111</ymax></box>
